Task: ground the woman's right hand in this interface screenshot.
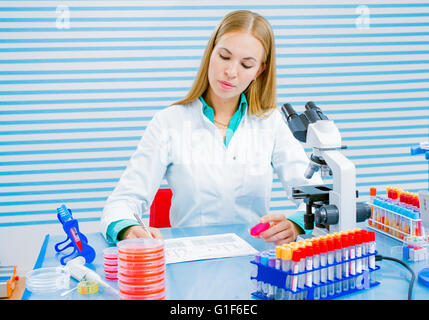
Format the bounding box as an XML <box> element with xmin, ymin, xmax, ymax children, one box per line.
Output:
<box><xmin>120</xmin><ymin>225</ymin><xmax>163</xmax><ymax>240</ymax></box>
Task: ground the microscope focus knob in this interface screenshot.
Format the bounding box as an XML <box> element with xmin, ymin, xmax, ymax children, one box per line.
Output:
<box><xmin>315</xmin><ymin>205</ymin><xmax>339</xmax><ymax>225</ymax></box>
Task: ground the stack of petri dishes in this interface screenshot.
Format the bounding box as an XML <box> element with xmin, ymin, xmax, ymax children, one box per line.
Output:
<box><xmin>25</xmin><ymin>267</ymin><xmax>70</xmax><ymax>295</ymax></box>
<box><xmin>117</xmin><ymin>238</ymin><xmax>166</xmax><ymax>300</ymax></box>
<box><xmin>103</xmin><ymin>247</ymin><xmax>118</xmax><ymax>281</ymax></box>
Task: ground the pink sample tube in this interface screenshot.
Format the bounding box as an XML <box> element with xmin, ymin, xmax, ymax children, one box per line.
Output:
<box><xmin>250</xmin><ymin>222</ymin><xmax>270</xmax><ymax>236</ymax></box>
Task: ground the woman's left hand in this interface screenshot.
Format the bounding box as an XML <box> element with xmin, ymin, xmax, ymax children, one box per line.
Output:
<box><xmin>256</xmin><ymin>214</ymin><xmax>302</xmax><ymax>245</ymax></box>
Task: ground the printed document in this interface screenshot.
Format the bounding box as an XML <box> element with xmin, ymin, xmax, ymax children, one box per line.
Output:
<box><xmin>164</xmin><ymin>233</ymin><xmax>258</xmax><ymax>264</ymax></box>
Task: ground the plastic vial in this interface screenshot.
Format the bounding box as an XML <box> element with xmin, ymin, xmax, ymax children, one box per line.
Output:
<box><xmin>274</xmin><ymin>246</ymin><xmax>282</xmax><ymax>300</ymax></box>
<box><xmin>260</xmin><ymin>253</ymin><xmax>269</xmax><ymax>297</ymax></box>
<box><xmin>304</xmin><ymin>245</ymin><xmax>314</xmax><ymax>300</ymax></box>
<box><xmin>297</xmin><ymin>248</ymin><xmax>307</xmax><ymax>300</ymax></box>
<box><xmin>327</xmin><ymin>238</ymin><xmax>336</xmax><ymax>296</ymax></box>
<box><xmin>341</xmin><ymin>234</ymin><xmax>350</xmax><ymax>292</ymax></box>
<box><xmin>319</xmin><ymin>240</ymin><xmax>328</xmax><ymax>299</ymax></box>
<box><xmin>268</xmin><ymin>256</ymin><xmax>276</xmax><ymax>299</ymax></box>
<box><xmin>369</xmin><ymin>187</ymin><xmax>376</xmax><ymax>226</ymax></box>
<box><xmin>312</xmin><ymin>241</ymin><xmax>321</xmax><ymax>300</ymax></box>
<box><xmin>349</xmin><ymin>233</ymin><xmax>356</xmax><ymax>290</ymax></box>
<box><xmin>281</xmin><ymin>246</ymin><xmax>292</xmax><ymax>300</ymax></box>
<box><xmin>290</xmin><ymin>249</ymin><xmax>302</xmax><ymax>300</ymax></box>
<box><xmin>367</xmin><ymin>231</ymin><xmax>376</xmax><ymax>284</ymax></box>
<box><xmin>254</xmin><ymin>253</ymin><xmax>262</xmax><ymax>295</ymax></box>
<box><xmin>334</xmin><ymin>237</ymin><xmax>343</xmax><ymax>295</ymax></box>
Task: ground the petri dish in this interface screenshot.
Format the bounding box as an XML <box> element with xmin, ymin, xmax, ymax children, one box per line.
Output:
<box><xmin>118</xmin><ymin>248</ymin><xmax>164</xmax><ymax>259</ymax></box>
<box><xmin>120</xmin><ymin>291</ymin><xmax>165</xmax><ymax>300</ymax></box>
<box><xmin>118</xmin><ymin>272</ymin><xmax>165</xmax><ymax>286</ymax></box>
<box><xmin>117</xmin><ymin>238</ymin><xmax>164</xmax><ymax>255</ymax></box>
<box><xmin>103</xmin><ymin>247</ymin><xmax>118</xmax><ymax>259</ymax></box>
<box><xmin>104</xmin><ymin>271</ymin><xmax>118</xmax><ymax>281</ymax></box>
<box><xmin>118</xmin><ymin>263</ymin><xmax>165</xmax><ymax>277</ymax></box>
<box><xmin>25</xmin><ymin>267</ymin><xmax>70</xmax><ymax>293</ymax></box>
<box><xmin>103</xmin><ymin>258</ymin><xmax>118</xmax><ymax>266</ymax></box>
<box><xmin>118</xmin><ymin>279</ymin><xmax>165</xmax><ymax>295</ymax></box>
<box><xmin>118</xmin><ymin>257</ymin><xmax>165</xmax><ymax>269</ymax></box>
<box><xmin>104</xmin><ymin>264</ymin><xmax>118</xmax><ymax>272</ymax></box>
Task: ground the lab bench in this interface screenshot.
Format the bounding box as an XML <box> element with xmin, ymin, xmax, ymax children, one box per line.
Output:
<box><xmin>21</xmin><ymin>223</ymin><xmax>429</xmax><ymax>300</ymax></box>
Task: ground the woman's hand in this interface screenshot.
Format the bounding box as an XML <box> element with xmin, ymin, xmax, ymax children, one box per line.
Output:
<box><xmin>119</xmin><ymin>225</ymin><xmax>164</xmax><ymax>240</ymax></box>
<box><xmin>256</xmin><ymin>214</ymin><xmax>303</xmax><ymax>245</ymax></box>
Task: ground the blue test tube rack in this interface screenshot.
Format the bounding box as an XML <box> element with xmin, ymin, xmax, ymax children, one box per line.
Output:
<box><xmin>54</xmin><ymin>204</ymin><xmax>96</xmax><ymax>265</ymax></box>
<box><xmin>369</xmin><ymin>196</ymin><xmax>422</xmax><ymax>242</ymax></box>
<box><xmin>250</xmin><ymin>251</ymin><xmax>380</xmax><ymax>300</ymax></box>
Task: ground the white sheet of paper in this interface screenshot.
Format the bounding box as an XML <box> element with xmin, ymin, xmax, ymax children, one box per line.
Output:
<box><xmin>164</xmin><ymin>233</ymin><xmax>258</xmax><ymax>264</ymax></box>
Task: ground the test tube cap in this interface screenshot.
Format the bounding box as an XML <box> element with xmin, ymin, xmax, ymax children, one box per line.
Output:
<box><xmin>275</xmin><ymin>246</ymin><xmax>282</xmax><ymax>258</ymax></box>
<box><xmin>281</xmin><ymin>246</ymin><xmax>292</xmax><ymax>260</ymax></box>
<box><xmin>327</xmin><ymin>238</ymin><xmax>335</xmax><ymax>251</ymax></box>
<box><xmin>261</xmin><ymin>254</ymin><xmax>269</xmax><ymax>266</ymax></box>
<box><xmin>319</xmin><ymin>239</ymin><xmax>328</xmax><ymax>253</ymax></box>
<box><xmin>312</xmin><ymin>242</ymin><xmax>320</xmax><ymax>255</ymax></box>
<box><xmin>292</xmin><ymin>248</ymin><xmax>302</xmax><ymax>262</ymax></box>
<box><xmin>334</xmin><ymin>237</ymin><xmax>342</xmax><ymax>250</ymax></box>
<box><xmin>305</xmin><ymin>245</ymin><xmax>314</xmax><ymax>257</ymax></box>
<box><xmin>341</xmin><ymin>234</ymin><xmax>349</xmax><ymax>248</ymax></box>
<box><xmin>370</xmin><ymin>188</ymin><xmax>377</xmax><ymax>196</ymax></box>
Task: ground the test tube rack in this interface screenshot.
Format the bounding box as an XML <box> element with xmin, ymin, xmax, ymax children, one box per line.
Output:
<box><xmin>250</xmin><ymin>252</ymin><xmax>380</xmax><ymax>300</ymax></box>
<box><xmin>368</xmin><ymin>199</ymin><xmax>423</xmax><ymax>242</ymax></box>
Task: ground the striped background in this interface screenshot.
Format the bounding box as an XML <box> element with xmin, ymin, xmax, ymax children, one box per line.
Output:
<box><xmin>1</xmin><ymin>0</ymin><xmax>428</xmax><ymax>267</ymax></box>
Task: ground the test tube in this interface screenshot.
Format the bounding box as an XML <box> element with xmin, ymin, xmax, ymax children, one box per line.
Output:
<box><xmin>341</xmin><ymin>234</ymin><xmax>350</xmax><ymax>292</ymax></box>
<box><xmin>367</xmin><ymin>231</ymin><xmax>377</xmax><ymax>284</ymax></box>
<box><xmin>348</xmin><ymin>233</ymin><xmax>356</xmax><ymax>290</ymax></box>
<box><xmin>334</xmin><ymin>236</ymin><xmax>343</xmax><ymax>295</ymax></box>
<box><xmin>57</xmin><ymin>204</ymin><xmax>83</xmax><ymax>251</ymax></box>
<box><xmin>274</xmin><ymin>246</ymin><xmax>282</xmax><ymax>300</ymax></box>
<box><xmin>304</xmin><ymin>245</ymin><xmax>314</xmax><ymax>300</ymax></box>
<box><xmin>375</xmin><ymin>198</ymin><xmax>382</xmax><ymax>230</ymax></box>
<box><xmin>290</xmin><ymin>249</ymin><xmax>302</xmax><ymax>300</ymax></box>
<box><xmin>260</xmin><ymin>253</ymin><xmax>269</xmax><ymax>297</ymax></box>
<box><xmin>268</xmin><ymin>256</ymin><xmax>276</xmax><ymax>299</ymax></box>
<box><xmin>312</xmin><ymin>241</ymin><xmax>321</xmax><ymax>300</ymax></box>
<box><xmin>327</xmin><ymin>238</ymin><xmax>336</xmax><ymax>296</ymax></box>
<box><xmin>253</xmin><ymin>253</ymin><xmax>263</xmax><ymax>295</ymax></box>
<box><xmin>297</xmin><ymin>247</ymin><xmax>307</xmax><ymax>300</ymax></box>
<box><xmin>360</xmin><ymin>230</ymin><xmax>368</xmax><ymax>273</ymax></box>
<box><xmin>319</xmin><ymin>239</ymin><xmax>329</xmax><ymax>299</ymax></box>
<box><xmin>369</xmin><ymin>187</ymin><xmax>376</xmax><ymax>226</ymax></box>
<box><xmin>355</xmin><ymin>231</ymin><xmax>363</xmax><ymax>276</ymax></box>
<box><xmin>281</xmin><ymin>246</ymin><xmax>292</xmax><ymax>300</ymax></box>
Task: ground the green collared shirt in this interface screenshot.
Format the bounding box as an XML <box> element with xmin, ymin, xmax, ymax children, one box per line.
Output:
<box><xmin>199</xmin><ymin>93</ymin><xmax>247</xmax><ymax>148</ymax></box>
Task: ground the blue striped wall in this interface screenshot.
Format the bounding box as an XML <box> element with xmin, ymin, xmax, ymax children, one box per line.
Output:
<box><xmin>1</xmin><ymin>1</ymin><xmax>428</xmax><ymax>234</ymax></box>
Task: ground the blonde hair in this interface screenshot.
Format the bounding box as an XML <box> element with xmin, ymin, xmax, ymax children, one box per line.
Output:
<box><xmin>172</xmin><ymin>10</ymin><xmax>277</xmax><ymax>117</ymax></box>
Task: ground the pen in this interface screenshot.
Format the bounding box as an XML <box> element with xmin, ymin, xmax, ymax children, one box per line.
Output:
<box><xmin>133</xmin><ymin>212</ymin><xmax>154</xmax><ymax>239</ymax></box>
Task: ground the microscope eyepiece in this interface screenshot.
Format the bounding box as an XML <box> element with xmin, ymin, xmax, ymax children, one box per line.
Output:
<box><xmin>304</xmin><ymin>101</ymin><xmax>318</xmax><ymax>110</ymax></box>
<box><xmin>281</xmin><ymin>103</ymin><xmax>307</xmax><ymax>142</ymax></box>
<box><xmin>304</xmin><ymin>101</ymin><xmax>328</xmax><ymax>123</ymax></box>
<box><xmin>281</xmin><ymin>103</ymin><xmax>297</xmax><ymax>120</ymax></box>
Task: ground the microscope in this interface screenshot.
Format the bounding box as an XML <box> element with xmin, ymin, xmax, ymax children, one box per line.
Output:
<box><xmin>281</xmin><ymin>101</ymin><xmax>370</xmax><ymax>234</ymax></box>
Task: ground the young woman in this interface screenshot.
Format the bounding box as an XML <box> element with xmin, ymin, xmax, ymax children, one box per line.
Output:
<box><xmin>100</xmin><ymin>10</ymin><xmax>322</xmax><ymax>245</ymax></box>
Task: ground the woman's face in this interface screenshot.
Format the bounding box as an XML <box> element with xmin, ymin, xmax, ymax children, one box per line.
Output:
<box><xmin>207</xmin><ymin>31</ymin><xmax>266</xmax><ymax>102</ymax></box>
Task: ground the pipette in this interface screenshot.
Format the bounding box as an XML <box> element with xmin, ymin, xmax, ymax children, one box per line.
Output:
<box><xmin>65</xmin><ymin>256</ymin><xmax>119</xmax><ymax>296</ymax></box>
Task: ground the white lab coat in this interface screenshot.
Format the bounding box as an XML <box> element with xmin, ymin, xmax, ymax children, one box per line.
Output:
<box><xmin>100</xmin><ymin>98</ymin><xmax>322</xmax><ymax>239</ymax></box>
